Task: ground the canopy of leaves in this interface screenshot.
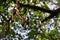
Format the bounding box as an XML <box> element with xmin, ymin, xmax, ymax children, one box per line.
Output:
<box><xmin>0</xmin><ymin>0</ymin><xmax>60</xmax><ymax>40</ymax></box>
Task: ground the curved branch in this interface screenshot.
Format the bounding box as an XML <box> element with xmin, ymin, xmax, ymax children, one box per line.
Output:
<box><xmin>18</xmin><ymin>3</ymin><xmax>53</xmax><ymax>13</ymax></box>
<box><xmin>17</xmin><ymin>2</ymin><xmax>60</xmax><ymax>23</ymax></box>
<box><xmin>41</xmin><ymin>8</ymin><xmax>60</xmax><ymax>22</ymax></box>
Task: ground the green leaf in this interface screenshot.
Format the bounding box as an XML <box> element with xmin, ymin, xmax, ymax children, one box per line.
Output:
<box><xmin>0</xmin><ymin>6</ymin><xmax>4</xmax><ymax>12</ymax></box>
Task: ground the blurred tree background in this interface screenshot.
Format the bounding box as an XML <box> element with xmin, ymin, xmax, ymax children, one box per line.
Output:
<box><xmin>0</xmin><ymin>0</ymin><xmax>60</xmax><ymax>40</ymax></box>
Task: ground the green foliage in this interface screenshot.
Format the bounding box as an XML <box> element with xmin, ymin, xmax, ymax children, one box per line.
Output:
<box><xmin>0</xmin><ymin>0</ymin><xmax>60</xmax><ymax>40</ymax></box>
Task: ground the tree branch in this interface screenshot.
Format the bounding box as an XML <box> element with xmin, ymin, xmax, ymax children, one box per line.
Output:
<box><xmin>17</xmin><ymin>2</ymin><xmax>60</xmax><ymax>23</ymax></box>
<box><xmin>18</xmin><ymin>3</ymin><xmax>53</xmax><ymax>13</ymax></box>
<box><xmin>41</xmin><ymin>8</ymin><xmax>60</xmax><ymax>22</ymax></box>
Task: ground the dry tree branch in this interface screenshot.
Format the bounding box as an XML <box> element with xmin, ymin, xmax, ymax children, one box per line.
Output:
<box><xmin>15</xmin><ymin>0</ymin><xmax>26</xmax><ymax>24</ymax></box>
<box><xmin>15</xmin><ymin>8</ymin><xmax>26</xmax><ymax>24</ymax></box>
